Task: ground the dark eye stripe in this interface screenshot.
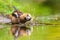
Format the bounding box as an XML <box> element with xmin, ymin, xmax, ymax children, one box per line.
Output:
<box><xmin>12</xmin><ymin>13</ymin><xmax>18</xmax><ymax>18</ymax></box>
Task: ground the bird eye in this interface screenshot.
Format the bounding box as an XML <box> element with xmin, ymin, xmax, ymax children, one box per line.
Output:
<box><xmin>26</xmin><ymin>15</ymin><xmax>31</xmax><ymax>21</ymax></box>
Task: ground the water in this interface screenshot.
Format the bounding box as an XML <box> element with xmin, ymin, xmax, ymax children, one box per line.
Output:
<box><xmin>0</xmin><ymin>15</ymin><xmax>60</xmax><ymax>40</ymax></box>
<box><xmin>29</xmin><ymin>25</ymin><xmax>60</xmax><ymax>40</ymax></box>
<box><xmin>0</xmin><ymin>25</ymin><xmax>60</xmax><ymax>40</ymax></box>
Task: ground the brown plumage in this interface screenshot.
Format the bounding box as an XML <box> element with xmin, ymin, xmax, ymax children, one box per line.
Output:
<box><xmin>7</xmin><ymin>13</ymin><xmax>32</xmax><ymax>24</ymax></box>
<box><xmin>19</xmin><ymin>13</ymin><xmax>32</xmax><ymax>23</ymax></box>
<box><xmin>7</xmin><ymin>10</ymin><xmax>32</xmax><ymax>40</ymax></box>
<box><xmin>6</xmin><ymin>14</ymin><xmax>19</xmax><ymax>24</ymax></box>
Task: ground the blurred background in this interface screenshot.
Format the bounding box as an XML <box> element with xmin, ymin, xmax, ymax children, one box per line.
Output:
<box><xmin>0</xmin><ymin>0</ymin><xmax>60</xmax><ymax>40</ymax></box>
<box><xmin>0</xmin><ymin>0</ymin><xmax>60</xmax><ymax>16</ymax></box>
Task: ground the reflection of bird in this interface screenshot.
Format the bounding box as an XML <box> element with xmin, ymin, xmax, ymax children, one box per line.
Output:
<box><xmin>11</xmin><ymin>24</ymin><xmax>32</xmax><ymax>39</ymax></box>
